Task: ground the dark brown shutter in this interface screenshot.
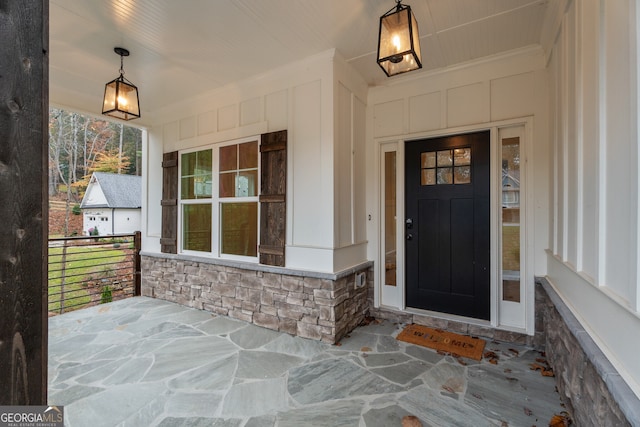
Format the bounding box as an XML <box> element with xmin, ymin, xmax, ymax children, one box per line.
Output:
<box><xmin>259</xmin><ymin>130</ymin><xmax>287</xmax><ymax>266</ymax></box>
<box><xmin>161</xmin><ymin>151</ymin><xmax>178</xmax><ymax>254</ymax></box>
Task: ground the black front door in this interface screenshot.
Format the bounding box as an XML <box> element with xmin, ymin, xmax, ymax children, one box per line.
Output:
<box><xmin>405</xmin><ymin>131</ymin><xmax>490</xmax><ymax>320</ymax></box>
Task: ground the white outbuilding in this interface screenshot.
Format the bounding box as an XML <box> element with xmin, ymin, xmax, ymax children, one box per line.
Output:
<box><xmin>80</xmin><ymin>172</ymin><xmax>141</xmax><ymax>236</ymax></box>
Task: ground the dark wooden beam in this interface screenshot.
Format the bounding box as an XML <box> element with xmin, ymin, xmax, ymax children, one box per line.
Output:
<box><xmin>0</xmin><ymin>0</ymin><xmax>49</xmax><ymax>405</ymax></box>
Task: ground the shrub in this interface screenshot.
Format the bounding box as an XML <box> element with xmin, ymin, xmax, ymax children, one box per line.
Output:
<box><xmin>100</xmin><ymin>285</ymin><xmax>112</xmax><ymax>304</ymax></box>
<box><xmin>72</xmin><ymin>204</ymin><xmax>81</xmax><ymax>215</ymax></box>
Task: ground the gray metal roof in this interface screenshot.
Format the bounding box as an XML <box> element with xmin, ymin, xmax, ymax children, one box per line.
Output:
<box><xmin>81</xmin><ymin>172</ymin><xmax>142</xmax><ymax>209</ymax></box>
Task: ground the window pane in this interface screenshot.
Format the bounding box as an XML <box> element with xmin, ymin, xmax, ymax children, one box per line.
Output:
<box><xmin>239</xmin><ymin>141</ymin><xmax>258</xmax><ymax>169</ymax></box>
<box><xmin>182</xmin><ymin>152</ymin><xmax>196</xmax><ymax>176</ymax></box>
<box><xmin>421</xmin><ymin>152</ymin><xmax>436</xmax><ymax>168</ymax></box>
<box><xmin>183</xmin><ymin>204</ymin><xmax>212</xmax><ymax>252</ymax></box>
<box><xmin>219</xmin><ymin>172</ymin><xmax>236</xmax><ymax>198</ymax></box>
<box><xmin>220</xmin><ymin>145</ymin><xmax>237</xmax><ymax>172</ymax></box>
<box><xmin>181</xmin><ymin>176</ymin><xmax>195</xmax><ymax>199</ymax></box>
<box><xmin>221</xmin><ymin>202</ymin><xmax>258</xmax><ymax>257</ymax></box>
<box><xmin>436</xmin><ymin>167</ymin><xmax>452</xmax><ymax>184</ymax></box>
<box><xmin>194</xmin><ymin>175</ymin><xmax>213</xmax><ymax>197</ymax></box>
<box><xmin>454</xmin><ymin>166</ymin><xmax>470</xmax><ymax>184</ymax></box>
<box><xmin>421</xmin><ymin>169</ymin><xmax>436</xmax><ymax>186</ymax></box>
<box><xmin>502</xmin><ymin>136</ymin><xmax>520</xmax><ymax>302</ymax></box>
<box><xmin>198</xmin><ymin>149</ymin><xmax>212</xmax><ymax>171</ymax></box>
<box><xmin>384</xmin><ymin>152</ymin><xmax>397</xmax><ymax>287</ymax></box>
<box><xmin>454</xmin><ymin>148</ymin><xmax>471</xmax><ymax>166</ymax></box>
<box><xmin>181</xmin><ymin>149</ymin><xmax>212</xmax><ymax>199</ymax></box>
<box><xmin>182</xmin><ymin>175</ymin><xmax>212</xmax><ymax>199</ymax></box>
<box><xmin>437</xmin><ymin>150</ymin><xmax>452</xmax><ymax>166</ymax></box>
<box><xmin>238</xmin><ymin>170</ymin><xmax>258</xmax><ymax>197</ymax></box>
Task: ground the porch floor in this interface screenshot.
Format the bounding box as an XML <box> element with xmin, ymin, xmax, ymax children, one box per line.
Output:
<box><xmin>49</xmin><ymin>297</ymin><xmax>567</xmax><ymax>426</ymax></box>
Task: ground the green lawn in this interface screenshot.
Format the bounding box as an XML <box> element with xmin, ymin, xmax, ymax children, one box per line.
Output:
<box><xmin>48</xmin><ymin>245</ymin><xmax>127</xmax><ymax>314</ymax></box>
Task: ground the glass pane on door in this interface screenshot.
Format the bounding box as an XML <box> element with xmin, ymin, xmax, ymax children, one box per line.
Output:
<box><xmin>384</xmin><ymin>152</ymin><xmax>397</xmax><ymax>286</ymax></box>
<box><xmin>502</xmin><ymin>137</ymin><xmax>521</xmax><ymax>302</ymax></box>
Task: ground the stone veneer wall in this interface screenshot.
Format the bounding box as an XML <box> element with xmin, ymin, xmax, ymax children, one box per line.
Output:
<box><xmin>537</xmin><ymin>277</ymin><xmax>639</xmax><ymax>427</ymax></box>
<box><xmin>141</xmin><ymin>254</ymin><xmax>372</xmax><ymax>344</ymax></box>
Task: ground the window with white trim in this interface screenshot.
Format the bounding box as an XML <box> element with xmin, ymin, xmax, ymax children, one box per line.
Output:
<box><xmin>179</xmin><ymin>137</ymin><xmax>260</xmax><ymax>260</ymax></box>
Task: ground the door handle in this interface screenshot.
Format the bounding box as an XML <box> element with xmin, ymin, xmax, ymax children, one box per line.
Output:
<box><xmin>406</xmin><ymin>233</ymin><xmax>413</xmax><ymax>241</ymax></box>
<box><xmin>406</xmin><ymin>218</ymin><xmax>413</xmax><ymax>229</ymax></box>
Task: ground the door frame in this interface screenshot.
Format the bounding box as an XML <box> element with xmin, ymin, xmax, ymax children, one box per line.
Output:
<box><xmin>375</xmin><ymin>117</ymin><xmax>534</xmax><ymax>334</ymax></box>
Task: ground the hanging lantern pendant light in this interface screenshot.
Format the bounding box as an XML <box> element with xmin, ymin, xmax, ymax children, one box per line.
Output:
<box><xmin>102</xmin><ymin>47</ymin><xmax>141</xmax><ymax>120</ymax></box>
<box><xmin>377</xmin><ymin>0</ymin><xmax>422</xmax><ymax>77</ymax></box>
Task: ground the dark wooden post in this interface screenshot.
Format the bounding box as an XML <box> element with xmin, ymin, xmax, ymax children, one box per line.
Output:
<box><xmin>0</xmin><ymin>1</ymin><xmax>49</xmax><ymax>405</ymax></box>
<box><xmin>134</xmin><ymin>231</ymin><xmax>142</xmax><ymax>296</ymax></box>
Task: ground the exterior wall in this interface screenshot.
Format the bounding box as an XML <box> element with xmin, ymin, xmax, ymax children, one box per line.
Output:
<box><xmin>365</xmin><ymin>47</ymin><xmax>549</xmax><ymax>333</ymax></box>
<box><xmin>82</xmin><ymin>180</ymin><xmax>107</xmax><ymax>206</ymax></box>
<box><xmin>82</xmin><ymin>209</ymin><xmax>110</xmax><ymax>235</ymax></box>
<box><xmin>333</xmin><ymin>55</ymin><xmax>368</xmax><ymax>270</ymax></box>
<box><xmin>545</xmin><ymin>0</ymin><xmax>640</xmax><ymax>399</ymax></box>
<box><xmin>142</xmin><ymin>50</ymin><xmax>369</xmax><ymax>274</ymax></box>
<box><xmin>141</xmin><ymin>254</ymin><xmax>371</xmax><ymax>344</ymax></box>
<box><xmin>83</xmin><ymin>208</ymin><xmax>140</xmax><ymax>235</ymax></box>
<box><xmin>113</xmin><ymin>208</ymin><xmax>141</xmax><ymax>234</ymax></box>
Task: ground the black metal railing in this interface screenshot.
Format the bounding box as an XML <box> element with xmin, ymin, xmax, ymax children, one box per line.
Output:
<box><xmin>48</xmin><ymin>232</ymin><xmax>141</xmax><ymax>316</ymax></box>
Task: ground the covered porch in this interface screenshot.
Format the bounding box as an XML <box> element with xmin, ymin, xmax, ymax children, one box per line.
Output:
<box><xmin>3</xmin><ymin>1</ymin><xmax>640</xmax><ymax>425</ymax></box>
<box><xmin>49</xmin><ymin>296</ymin><xmax>565</xmax><ymax>426</ymax></box>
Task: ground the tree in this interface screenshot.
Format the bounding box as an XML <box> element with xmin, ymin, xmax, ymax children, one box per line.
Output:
<box><xmin>72</xmin><ymin>150</ymin><xmax>131</xmax><ymax>196</ymax></box>
<box><xmin>47</xmin><ymin>107</ymin><xmax>142</xmax><ymax>237</ymax></box>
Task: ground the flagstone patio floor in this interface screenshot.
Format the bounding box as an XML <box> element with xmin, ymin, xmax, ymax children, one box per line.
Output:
<box><xmin>48</xmin><ymin>297</ymin><xmax>567</xmax><ymax>426</ymax></box>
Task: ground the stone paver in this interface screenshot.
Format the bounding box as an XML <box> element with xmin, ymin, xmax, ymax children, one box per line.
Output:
<box><xmin>49</xmin><ymin>297</ymin><xmax>567</xmax><ymax>426</ymax></box>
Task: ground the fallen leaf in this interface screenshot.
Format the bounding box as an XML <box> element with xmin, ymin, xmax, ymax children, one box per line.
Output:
<box><xmin>489</xmin><ymin>358</ymin><xmax>498</xmax><ymax>365</ymax></box>
<box><xmin>504</xmin><ymin>368</ymin><xmax>513</xmax><ymax>374</ymax></box>
<box><xmin>501</xmin><ymin>422</ymin><xmax>509</xmax><ymax>427</ymax></box>
<box><xmin>506</xmin><ymin>377</ymin><xmax>518</xmax><ymax>383</ymax></box>
<box><xmin>536</xmin><ymin>357</ymin><xmax>548</xmax><ymax>364</ymax></box>
<box><xmin>334</xmin><ymin>342</ymin><xmax>342</xmax><ymax>347</ymax></box>
<box><xmin>524</xmin><ymin>407</ymin><xmax>533</xmax><ymax>416</ymax></box>
<box><xmin>549</xmin><ymin>412</ymin><xmax>572</xmax><ymax>426</ymax></box>
<box><xmin>360</xmin><ymin>346</ymin><xmax>372</xmax><ymax>352</ymax></box>
<box><xmin>529</xmin><ymin>363</ymin><xmax>545</xmax><ymax>371</ymax></box>
<box><xmin>456</xmin><ymin>357</ymin><xmax>467</xmax><ymax>366</ymax></box>
<box><xmin>508</xmin><ymin>348</ymin><xmax>520</xmax><ymax>356</ymax></box>
<box><xmin>471</xmin><ymin>392</ymin><xmax>483</xmax><ymax>400</ymax></box>
<box><xmin>484</xmin><ymin>351</ymin><xmax>498</xmax><ymax>359</ymax></box>
<box><xmin>541</xmin><ymin>369</ymin><xmax>555</xmax><ymax>377</ymax></box>
<box><xmin>401</xmin><ymin>415</ymin><xmax>422</xmax><ymax>427</ymax></box>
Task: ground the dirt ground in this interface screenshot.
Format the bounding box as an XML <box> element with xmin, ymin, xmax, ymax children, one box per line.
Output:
<box><xmin>49</xmin><ymin>194</ymin><xmax>83</xmax><ymax>236</ymax></box>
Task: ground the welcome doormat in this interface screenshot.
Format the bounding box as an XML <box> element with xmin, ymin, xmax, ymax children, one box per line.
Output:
<box><xmin>396</xmin><ymin>324</ymin><xmax>486</xmax><ymax>360</ymax></box>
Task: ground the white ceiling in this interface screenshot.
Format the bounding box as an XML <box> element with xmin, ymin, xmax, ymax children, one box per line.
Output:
<box><xmin>49</xmin><ymin>0</ymin><xmax>551</xmax><ymax>122</ymax></box>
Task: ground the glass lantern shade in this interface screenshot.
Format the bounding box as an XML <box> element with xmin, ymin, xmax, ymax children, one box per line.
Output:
<box><xmin>377</xmin><ymin>3</ymin><xmax>422</xmax><ymax>77</ymax></box>
<box><xmin>102</xmin><ymin>75</ymin><xmax>140</xmax><ymax>121</ymax></box>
